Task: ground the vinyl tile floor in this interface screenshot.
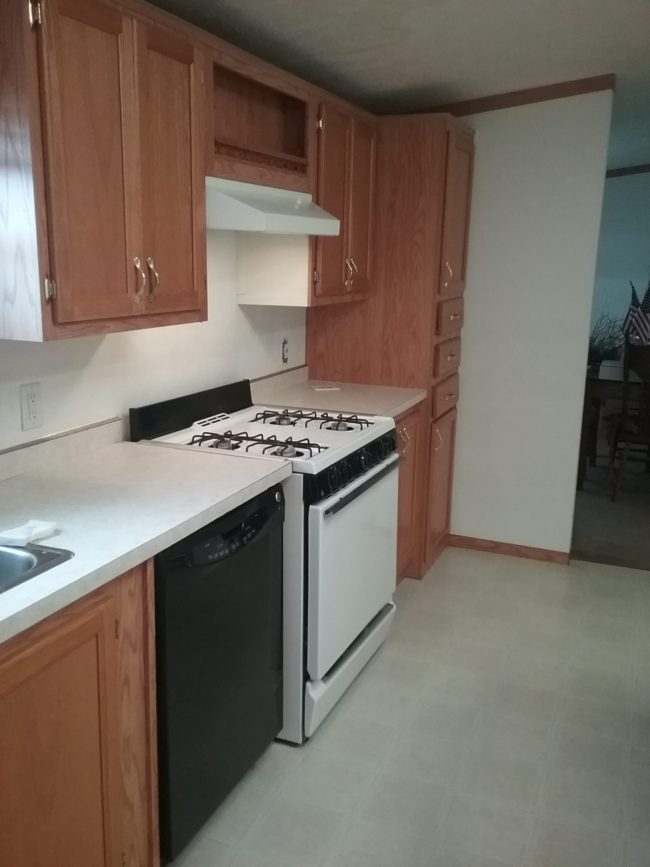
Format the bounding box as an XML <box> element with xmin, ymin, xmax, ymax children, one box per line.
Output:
<box><xmin>172</xmin><ymin>548</ymin><xmax>650</xmax><ymax>867</ymax></box>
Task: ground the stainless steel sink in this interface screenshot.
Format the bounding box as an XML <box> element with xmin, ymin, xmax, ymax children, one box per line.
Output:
<box><xmin>0</xmin><ymin>544</ymin><xmax>74</xmax><ymax>595</ymax></box>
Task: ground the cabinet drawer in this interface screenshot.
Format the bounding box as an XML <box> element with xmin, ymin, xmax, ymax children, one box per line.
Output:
<box><xmin>437</xmin><ymin>298</ymin><xmax>464</xmax><ymax>338</ymax></box>
<box><xmin>434</xmin><ymin>338</ymin><xmax>461</xmax><ymax>379</ymax></box>
<box><xmin>432</xmin><ymin>374</ymin><xmax>459</xmax><ymax>419</ymax></box>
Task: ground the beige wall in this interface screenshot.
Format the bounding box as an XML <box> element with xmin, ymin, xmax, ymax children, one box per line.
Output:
<box><xmin>451</xmin><ymin>90</ymin><xmax>613</xmax><ymax>553</ymax></box>
<box><xmin>0</xmin><ymin>231</ymin><xmax>306</xmax><ymax>450</ymax></box>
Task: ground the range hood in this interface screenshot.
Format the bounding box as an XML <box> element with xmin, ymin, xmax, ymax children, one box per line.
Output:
<box><xmin>205</xmin><ymin>178</ymin><xmax>340</xmax><ymax>236</ymax></box>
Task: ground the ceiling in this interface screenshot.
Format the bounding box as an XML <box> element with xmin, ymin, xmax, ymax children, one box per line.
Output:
<box><xmin>151</xmin><ymin>0</ymin><xmax>650</xmax><ymax>169</ymax></box>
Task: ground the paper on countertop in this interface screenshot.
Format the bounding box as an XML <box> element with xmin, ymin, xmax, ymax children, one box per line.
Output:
<box><xmin>0</xmin><ymin>520</ymin><xmax>57</xmax><ymax>546</ymax></box>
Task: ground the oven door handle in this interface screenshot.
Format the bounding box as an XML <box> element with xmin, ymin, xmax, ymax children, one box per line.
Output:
<box><xmin>323</xmin><ymin>454</ymin><xmax>400</xmax><ymax>518</ymax></box>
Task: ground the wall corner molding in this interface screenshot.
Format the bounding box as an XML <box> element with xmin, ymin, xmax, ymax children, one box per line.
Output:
<box><xmin>427</xmin><ymin>74</ymin><xmax>616</xmax><ymax>118</ymax></box>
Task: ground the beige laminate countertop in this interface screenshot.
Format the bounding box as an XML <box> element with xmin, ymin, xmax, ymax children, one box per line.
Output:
<box><xmin>258</xmin><ymin>379</ymin><xmax>427</xmax><ymax>418</ymax></box>
<box><xmin>0</xmin><ymin>442</ymin><xmax>291</xmax><ymax>645</ymax></box>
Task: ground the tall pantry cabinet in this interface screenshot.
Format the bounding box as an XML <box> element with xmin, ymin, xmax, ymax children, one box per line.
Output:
<box><xmin>307</xmin><ymin>113</ymin><xmax>474</xmax><ymax>577</ymax></box>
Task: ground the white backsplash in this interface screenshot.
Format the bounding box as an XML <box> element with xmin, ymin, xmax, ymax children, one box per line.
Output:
<box><xmin>0</xmin><ymin>231</ymin><xmax>306</xmax><ymax>450</ymax></box>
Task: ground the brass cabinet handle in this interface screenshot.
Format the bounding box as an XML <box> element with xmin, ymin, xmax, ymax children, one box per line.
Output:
<box><xmin>345</xmin><ymin>258</ymin><xmax>354</xmax><ymax>287</ymax></box>
<box><xmin>133</xmin><ymin>256</ymin><xmax>146</xmax><ymax>303</ymax></box>
<box><xmin>397</xmin><ymin>428</ymin><xmax>407</xmax><ymax>452</ymax></box>
<box><xmin>403</xmin><ymin>427</ymin><xmax>411</xmax><ymax>454</ymax></box>
<box><xmin>443</xmin><ymin>260</ymin><xmax>453</xmax><ymax>288</ymax></box>
<box><xmin>350</xmin><ymin>257</ymin><xmax>358</xmax><ymax>275</ymax></box>
<box><xmin>445</xmin><ymin>392</ymin><xmax>455</xmax><ymax>400</ymax></box>
<box><xmin>447</xmin><ymin>353</ymin><xmax>457</xmax><ymax>361</ymax></box>
<box><xmin>146</xmin><ymin>257</ymin><xmax>159</xmax><ymax>302</ymax></box>
<box><xmin>450</xmin><ymin>313</ymin><xmax>461</xmax><ymax>321</ymax></box>
<box><xmin>434</xmin><ymin>426</ymin><xmax>444</xmax><ymax>451</ymax></box>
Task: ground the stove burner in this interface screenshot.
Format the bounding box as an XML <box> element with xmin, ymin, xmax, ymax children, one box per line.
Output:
<box><xmin>315</xmin><ymin>413</ymin><xmax>372</xmax><ymax>431</ymax></box>
<box><xmin>273</xmin><ymin>444</ymin><xmax>299</xmax><ymax>457</ymax></box>
<box><xmin>270</xmin><ymin>414</ymin><xmax>296</xmax><ymax>426</ymax></box>
<box><xmin>253</xmin><ymin>409</ymin><xmax>304</xmax><ymax>425</ymax></box>
<box><xmin>190</xmin><ymin>431</ymin><xmax>242</xmax><ymax>450</ymax></box>
<box><xmin>211</xmin><ymin>438</ymin><xmax>239</xmax><ymax>450</ymax></box>
<box><xmin>326</xmin><ymin>420</ymin><xmax>354</xmax><ymax>431</ymax></box>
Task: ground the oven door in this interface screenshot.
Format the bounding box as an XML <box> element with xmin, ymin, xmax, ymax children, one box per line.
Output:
<box><xmin>307</xmin><ymin>453</ymin><xmax>399</xmax><ymax>681</ymax></box>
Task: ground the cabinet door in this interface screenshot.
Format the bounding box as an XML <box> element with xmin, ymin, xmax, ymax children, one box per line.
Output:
<box><xmin>137</xmin><ymin>21</ymin><xmax>204</xmax><ymax>314</ymax></box>
<box><xmin>425</xmin><ymin>409</ymin><xmax>457</xmax><ymax>564</ymax></box>
<box><xmin>0</xmin><ymin>593</ymin><xmax>120</xmax><ymax>867</ymax></box>
<box><xmin>439</xmin><ymin>128</ymin><xmax>474</xmax><ymax>297</ymax></box>
<box><xmin>314</xmin><ymin>102</ymin><xmax>351</xmax><ymax>298</ymax></box>
<box><xmin>396</xmin><ymin>409</ymin><xmax>421</xmax><ymax>577</ymax></box>
<box><xmin>39</xmin><ymin>0</ymin><xmax>140</xmax><ymax>323</ymax></box>
<box><xmin>347</xmin><ymin>117</ymin><xmax>376</xmax><ymax>295</ymax></box>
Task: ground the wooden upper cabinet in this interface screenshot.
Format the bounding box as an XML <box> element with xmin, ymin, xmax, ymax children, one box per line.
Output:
<box><xmin>425</xmin><ymin>408</ymin><xmax>457</xmax><ymax>564</ymax></box>
<box><xmin>136</xmin><ymin>20</ymin><xmax>204</xmax><ymax>314</ymax></box>
<box><xmin>39</xmin><ymin>0</ymin><xmax>139</xmax><ymax>324</ymax></box>
<box><xmin>314</xmin><ymin>102</ymin><xmax>351</xmax><ymax>299</ymax></box>
<box><xmin>439</xmin><ymin>127</ymin><xmax>474</xmax><ymax>297</ymax></box>
<box><xmin>314</xmin><ymin>103</ymin><xmax>376</xmax><ymax>302</ymax></box>
<box><xmin>348</xmin><ymin>117</ymin><xmax>376</xmax><ymax>296</ymax></box>
<box><xmin>0</xmin><ymin>0</ymin><xmax>206</xmax><ymax>341</ymax></box>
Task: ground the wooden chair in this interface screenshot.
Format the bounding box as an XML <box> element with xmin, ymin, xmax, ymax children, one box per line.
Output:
<box><xmin>608</xmin><ymin>342</ymin><xmax>650</xmax><ymax>500</ymax></box>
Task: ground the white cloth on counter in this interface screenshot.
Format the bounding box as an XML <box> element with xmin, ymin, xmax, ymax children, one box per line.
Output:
<box><xmin>0</xmin><ymin>520</ymin><xmax>57</xmax><ymax>546</ymax></box>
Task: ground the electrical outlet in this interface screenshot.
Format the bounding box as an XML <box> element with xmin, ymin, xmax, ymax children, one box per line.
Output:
<box><xmin>20</xmin><ymin>382</ymin><xmax>43</xmax><ymax>430</ymax></box>
<box><xmin>281</xmin><ymin>337</ymin><xmax>289</xmax><ymax>365</ymax></box>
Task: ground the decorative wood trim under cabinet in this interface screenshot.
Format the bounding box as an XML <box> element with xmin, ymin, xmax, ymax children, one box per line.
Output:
<box><xmin>448</xmin><ymin>534</ymin><xmax>570</xmax><ymax>564</ymax></box>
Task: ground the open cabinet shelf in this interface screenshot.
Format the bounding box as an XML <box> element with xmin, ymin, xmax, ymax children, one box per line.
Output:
<box><xmin>212</xmin><ymin>63</ymin><xmax>310</xmax><ymax>183</ymax></box>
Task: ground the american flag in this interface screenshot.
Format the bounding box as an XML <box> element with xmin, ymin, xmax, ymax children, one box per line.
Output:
<box><xmin>623</xmin><ymin>280</ymin><xmax>650</xmax><ymax>344</ymax></box>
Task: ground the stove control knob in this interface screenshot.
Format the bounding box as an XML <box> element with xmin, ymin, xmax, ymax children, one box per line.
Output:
<box><xmin>359</xmin><ymin>448</ymin><xmax>370</xmax><ymax>469</ymax></box>
<box><xmin>328</xmin><ymin>465</ymin><xmax>341</xmax><ymax>492</ymax></box>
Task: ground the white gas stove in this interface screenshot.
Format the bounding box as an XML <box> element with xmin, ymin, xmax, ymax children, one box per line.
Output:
<box><xmin>153</xmin><ymin>405</ymin><xmax>396</xmax><ymax>474</ymax></box>
<box><xmin>130</xmin><ymin>382</ymin><xmax>399</xmax><ymax>743</ymax></box>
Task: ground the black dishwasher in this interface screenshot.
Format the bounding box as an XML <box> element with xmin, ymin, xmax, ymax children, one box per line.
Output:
<box><xmin>155</xmin><ymin>485</ymin><xmax>284</xmax><ymax>863</ymax></box>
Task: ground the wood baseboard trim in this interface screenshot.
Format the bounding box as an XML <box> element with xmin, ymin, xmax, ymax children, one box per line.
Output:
<box><xmin>448</xmin><ymin>534</ymin><xmax>569</xmax><ymax>565</ymax></box>
<box><xmin>428</xmin><ymin>74</ymin><xmax>616</xmax><ymax>118</ymax></box>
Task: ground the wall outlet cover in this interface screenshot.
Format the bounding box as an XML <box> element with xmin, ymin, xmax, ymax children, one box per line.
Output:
<box><xmin>20</xmin><ymin>382</ymin><xmax>43</xmax><ymax>430</ymax></box>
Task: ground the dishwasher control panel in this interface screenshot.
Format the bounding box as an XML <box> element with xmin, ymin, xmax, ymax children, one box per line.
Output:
<box><xmin>192</xmin><ymin>488</ymin><xmax>284</xmax><ymax>566</ymax></box>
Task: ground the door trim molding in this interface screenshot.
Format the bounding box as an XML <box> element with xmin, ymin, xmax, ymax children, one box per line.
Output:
<box><xmin>426</xmin><ymin>74</ymin><xmax>616</xmax><ymax>118</ymax></box>
<box><xmin>448</xmin><ymin>534</ymin><xmax>569</xmax><ymax>564</ymax></box>
<box><xmin>606</xmin><ymin>163</ymin><xmax>650</xmax><ymax>179</ymax></box>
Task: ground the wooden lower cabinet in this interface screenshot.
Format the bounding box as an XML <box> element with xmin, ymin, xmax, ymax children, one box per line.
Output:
<box><xmin>395</xmin><ymin>405</ymin><xmax>423</xmax><ymax>579</ymax></box>
<box><xmin>425</xmin><ymin>408</ymin><xmax>457</xmax><ymax>564</ymax></box>
<box><xmin>0</xmin><ymin>563</ymin><xmax>158</xmax><ymax>867</ymax></box>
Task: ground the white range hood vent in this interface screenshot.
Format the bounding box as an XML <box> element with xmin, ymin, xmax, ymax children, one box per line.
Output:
<box><xmin>205</xmin><ymin>177</ymin><xmax>340</xmax><ymax>236</ymax></box>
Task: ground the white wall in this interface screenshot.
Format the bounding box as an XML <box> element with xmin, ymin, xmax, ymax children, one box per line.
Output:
<box><xmin>451</xmin><ymin>91</ymin><xmax>612</xmax><ymax>553</ymax></box>
<box><xmin>590</xmin><ymin>172</ymin><xmax>650</xmax><ymax>325</ymax></box>
<box><xmin>0</xmin><ymin>231</ymin><xmax>306</xmax><ymax>450</ymax></box>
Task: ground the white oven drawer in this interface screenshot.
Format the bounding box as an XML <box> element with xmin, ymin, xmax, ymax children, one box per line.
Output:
<box><xmin>307</xmin><ymin>454</ymin><xmax>399</xmax><ymax>681</ymax></box>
